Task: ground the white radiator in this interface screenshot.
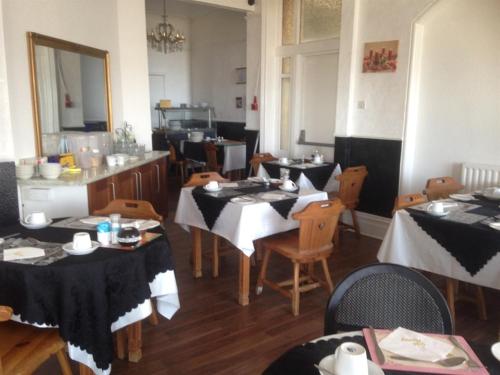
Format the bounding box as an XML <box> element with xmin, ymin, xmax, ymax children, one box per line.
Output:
<box><xmin>460</xmin><ymin>163</ymin><xmax>500</xmax><ymax>192</ymax></box>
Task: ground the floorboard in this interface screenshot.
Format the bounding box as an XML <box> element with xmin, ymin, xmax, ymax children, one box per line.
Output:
<box><xmin>36</xmin><ymin>177</ymin><xmax>500</xmax><ymax>374</ymax></box>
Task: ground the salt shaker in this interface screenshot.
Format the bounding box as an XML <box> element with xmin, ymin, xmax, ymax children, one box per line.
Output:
<box><xmin>109</xmin><ymin>214</ymin><xmax>121</xmax><ymax>244</ymax></box>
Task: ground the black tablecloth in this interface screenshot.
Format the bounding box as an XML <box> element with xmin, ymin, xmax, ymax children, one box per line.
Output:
<box><xmin>261</xmin><ymin>162</ymin><xmax>335</xmax><ymax>191</ymax></box>
<box><xmin>263</xmin><ymin>334</ymin><xmax>500</xmax><ymax>375</ymax></box>
<box><xmin>0</xmin><ymin>223</ymin><xmax>174</xmax><ymax>371</ymax></box>
<box><xmin>191</xmin><ymin>184</ymin><xmax>298</xmax><ymax>229</ymax></box>
<box><xmin>407</xmin><ymin>198</ymin><xmax>500</xmax><ymax>276</ymax></box>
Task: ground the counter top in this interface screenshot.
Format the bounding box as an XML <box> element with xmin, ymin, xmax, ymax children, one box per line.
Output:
<box><xmin>17</xmin><ymin>151</ymin><xmax>169</xmax><ymax>187</ymax></box>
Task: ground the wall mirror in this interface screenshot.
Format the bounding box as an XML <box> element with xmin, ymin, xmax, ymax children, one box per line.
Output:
<box><xmin>27</xmin><ymin>32</ymin><xmax>112</xmax><ymax>156</ymax></box>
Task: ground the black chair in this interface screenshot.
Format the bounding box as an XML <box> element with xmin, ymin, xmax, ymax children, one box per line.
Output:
<box><xmin>324</xmin><ymin>263</ymin><xmax>453</xmax><ymax>335</ymax></box>
<box><xmin>0</xmin><ymin>161</ymin><xmax>19</xmax><ymax>226</ymax></box>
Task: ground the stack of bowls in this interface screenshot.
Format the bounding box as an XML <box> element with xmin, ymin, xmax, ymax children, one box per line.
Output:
<box><xmin>190</xmin><ymin>131</ymin><xmax>204</xmax><ymax>142</ymax></box>
<box><xmin>40</xmin><ymin>163</ymin><xmax>62</xmax><ymax>179</ymax></box>
<box><xmin>16</xmin><ymin>164</ymin><xmax>34</xmax><ymax>180</ymax></box>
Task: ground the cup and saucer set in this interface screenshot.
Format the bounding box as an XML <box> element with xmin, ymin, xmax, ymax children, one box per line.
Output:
<box><xmin>62</xmin><ymin>232</ymin><xmax>100</xmax><ymax>255</ymax></box>
<box><xmin>317</xmin><ymin>342</ymin><xmax>384</xmax><ymax>375</ymax></box>
<box><xmin>20</xmin><ymin>211</ymin><xmax>53</xmax><ymax>229</ymax></box>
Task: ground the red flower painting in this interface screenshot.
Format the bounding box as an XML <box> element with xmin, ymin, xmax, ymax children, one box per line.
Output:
<box><xmin>362</xmin><ymin>40</ymin><xmax>399</xmax><ymax>73</ymax></box>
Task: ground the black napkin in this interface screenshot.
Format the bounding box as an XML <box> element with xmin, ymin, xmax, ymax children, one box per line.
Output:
<box><xmin>270</xmin><ymin>198</ymin><xmax>298</xmax><ymax>219</ymax></box>
<box><xmin>191</xmin><ymin>187</ymin><xmax>231</xmax><ymax>230</ymax></box>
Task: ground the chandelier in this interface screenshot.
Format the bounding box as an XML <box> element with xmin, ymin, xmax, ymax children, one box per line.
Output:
<box><xmin>147</xmin><ymin>0</ymin><xmax>185</xmax><ymax>53</ymax></box>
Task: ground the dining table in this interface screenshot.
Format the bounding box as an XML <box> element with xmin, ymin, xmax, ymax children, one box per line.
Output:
<box><xmin>180</xmin><ymin>139</ymin><xmax>247</xmax><ymax>174</ymax></box>
<box><xmin>263</xmin><ymin>330</ymin><xmax>499</xmax><ymax>374</ymax></box>
<box><xmin>0</xmin><ymin>220</ymin><xmax>179</xmax><ymax>375</ymax></box>
<box><xmin>378</xmin><ymin>196</ymin><xmax>500</xmax><ymax>290</ymax></box>
<box><xmin>257</xmin><ymin>160</ymin><xmax>342</xmax><ymax>193</ymax></box>
<box><xmin>174</xmin><ymin>180</ymin><xmax>328</xmax><ymax>305</ymax></box>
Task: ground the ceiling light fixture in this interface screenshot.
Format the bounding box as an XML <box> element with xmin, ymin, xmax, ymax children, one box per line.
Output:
<box><xmin>147</xmin><ymin>0</ymin><xmax>185</xmax><ymax>53</ymax></box>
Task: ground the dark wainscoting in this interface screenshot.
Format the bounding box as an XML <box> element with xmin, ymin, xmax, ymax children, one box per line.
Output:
<box><xmin>0</xmin><ymin>161</ymin><xmax>19</xmax><ymax>226</ymax></box>
<box><xmin>334</xmin><ymin>137</ymin><xmax>402</xmax><ymax>218</ymax></box>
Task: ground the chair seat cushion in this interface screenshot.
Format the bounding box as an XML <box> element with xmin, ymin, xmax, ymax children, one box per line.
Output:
<box><xmin>262</xmin><ymin>230</ymin><xmax>332</xmax><ymax>261</ymax></box>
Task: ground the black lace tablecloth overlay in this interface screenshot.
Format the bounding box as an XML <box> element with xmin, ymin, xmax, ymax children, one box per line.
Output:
<box><xmin>263</xmin><ymin>335</ymin><xmax>500</xmax><ymax>375</ymax></box>
<box><xmin>261</xmin><ymin>162</ymin><xmax>335</xmax><ymax>191</ymax></box>
<box><xmin>191</xmin><ymin>185</ymin><xmax>298</xmax><ymax>229</ymax></box>
<box><xmin>406</xmin><ymin>205</ymin><xmax>500</xmax><ymax>276</ymax></box>
<box><xmin>0</xmin><ymin>224</ymin><xmax>174</xmax><ymax>371</ymax></box>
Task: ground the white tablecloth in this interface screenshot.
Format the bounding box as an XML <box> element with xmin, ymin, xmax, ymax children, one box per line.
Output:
<box><xmin>377</xmin><ymin>210</ymin><xmax>500</xmax><ymax>290</ymax></box>
<box><xmin>257</xmin><ymin>163</ymin><xmax>342</xmax><ymax>193</ymax></box>
<box><xmin>174</xmin><ymin>187</ymin><xmax>328</xmax><ymax>256</ymax></box>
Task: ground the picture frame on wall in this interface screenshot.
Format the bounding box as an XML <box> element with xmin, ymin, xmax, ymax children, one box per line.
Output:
<box><xmin>362</xmin><ymin>40</ymin><xmax>399</xmax><ymax>73</ymax></box>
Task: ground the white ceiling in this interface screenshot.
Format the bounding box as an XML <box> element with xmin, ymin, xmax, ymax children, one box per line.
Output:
<box><xmin>145</xmin><ymin>0</ymin><xmax>245</xmax><ymax>19</ymax></box>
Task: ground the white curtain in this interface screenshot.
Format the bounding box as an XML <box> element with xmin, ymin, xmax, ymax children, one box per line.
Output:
<box><xmin>35</xmin><ymin>46</ymin><xmax>59</xmax><ymax>134</ymax></box>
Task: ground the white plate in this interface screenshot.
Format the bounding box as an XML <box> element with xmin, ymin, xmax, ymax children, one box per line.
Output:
<box><xmin>62</xmin><ymin>241</ymin><xmax>100</xmax><ymax>255</ymax></box>
<box><xmin>488</xmin><ymin>222</ymin><xmax>500</xmax><ymax>231</ymax></box>
<box><xmin>279</xmin><ymin>185</ymin><xmax>298</xmax><ymax>192</ymax></box>
<box><xmin>269</xmin><ymin>178</ymin><xmax>282</xmax><ymax>184</ymax></box>
<box><xmin>491</xmin><ymin>342</ymin><xmax>500</xmax><ymax>361</ymax></box>
<box><xmin>449</xmin><ymin>193</ymin><xmax>475</xmax><ymax>201</ymax></box>
<box><xmin>20</xmin><ymin>219</ymin><xmax>53</xmax><ymax>230</ymax></box>
<box><xmin>204</xmin><ymin>185</ymin><xmax>223</xmax><ymax>192</ymax></box>
<box><xmin>230</xmin><ymin>196</ymin><xmax>256</xmax><ymax>205</ymax></box>
<box><xmin>318</xmin><ymin>355</ymin><xmax>384</xmax><ymax>375</ymax></box>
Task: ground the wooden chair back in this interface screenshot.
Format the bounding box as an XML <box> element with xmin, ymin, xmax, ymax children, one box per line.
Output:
<box><xmin>184</xmin><ymin>172</ymin><xmax>228</xmax><ymax>187</ymax></box>
<box><xmin>168</xmin><ymin>144</ymin><xmax>177</xmax><ymax>163</ymax></box>
<box><xmin>335</xmin><ymin>166</ymin><xmax>368</xmax><ymax>209</ymax></box>
<box><xmin>204</xmin><ymin>143</ymin><xmax>219</xmax><ymax>172</ymax></box>
<box><xmin>93</xmin><ymin>199</ymin><xmax>163</xmax><ymax>221</ymax></box>
<box><xmin>292</xmin><ymin>199</ymin><xmax>345</xmax><ymax>253</ymax></box>
<box><xmin>0</xmin><ymin>306</ymin><xmax>12</xmax><ymax>322</ymax></box>
<box><xmin>249</xmin><ymin>153</ymin><xmax>277</xmax><ymax>176</ymax></box>
<box><xmin>393</xmin><ymin>193</ymin><xmax>427</xmax><ymax>215</ymax></box>
<box><xmin>424</xmin><ymin>176</ymin><xmax>464</xmax><ymax>200</ymax></box>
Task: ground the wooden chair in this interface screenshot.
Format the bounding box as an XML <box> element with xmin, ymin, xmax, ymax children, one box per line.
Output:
<box><xmin>184</xmin><ymin>172</ymin><xmax>230</xmax><ymax>278</ymax></box>
<box><xmin>328</xmin><ymin>166</ymin><xmax>368</xmax><ymax>239</ymax></box>
<box><xmin>424</xmin><ymin>176</ymin><xmax>464</xmax><ymax>201</ymax></box>
<box><xmin>256</xmin><ymin>199</ymin><xmax>345</xmax><ymax>316</ymax></box>
<box><xmin>392</xmin><ymin>193</ymin><xmax>427</xmax><ymax>215</ymax></box>
<box><xmin>249</xmin><ymin>153</ymin><xmax>277</xmax><ymax>177</ymax></box>
<box><xmin>204</xmin><ymin>143</ymin><xmax>223</xmax><ymax>174</ymax></box>
<box><xmin>93</xmin><ymin>199</ymin><xmax>163</xmax><ymax>363</ymax></box>
<box><xmin>168</xmin><ymin>144</ymin><xmax>186</xmax><ymax>183</ymax></box>
<box><xmin>0</xmin><ymin>305</ymin><xmax>72</xmax><ymax>375</ymax></box>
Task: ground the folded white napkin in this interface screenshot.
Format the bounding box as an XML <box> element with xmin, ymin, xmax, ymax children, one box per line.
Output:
<box><xmin>379</xmin><ymin>327</ymin><xmax>453</xmax><ymax>362</ymax></box>
<box><xmin>3</xmin><ymin>247</ymin><xmax>45</xmax><ymax>261</ymax></box>
<box><xmin>220</xmin><ymin>182</ymin><xmax>238</xmax><ymax>188</ymax></box>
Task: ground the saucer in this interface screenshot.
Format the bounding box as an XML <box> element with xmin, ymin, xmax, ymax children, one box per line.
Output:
<box><xmin>20</xmin><ymin>219</ymin><xmax>53</xmax><ymax>230</ymax></box>
<box><xmin>488</xmin><ymin>222</ymin><xmax>500</xmax><ymax>231</ymax></box>
<box><xmin>230</xmin><ymin>196</ymin><xmax>256</xmax><ymax>205</ymax></box>
<box><xmin>318</xmin><ymin>355</ymin><xmax>384</xmax><ymax>375</ymax></box>
<box><xmin>279</xmin><ymin>185</ymin><xmax>298</xmax><ymax>192</ymax></box>
<box><xmin>62</xmin><ymin>241</ymin><xmax>100</xmax><ymax>255</ymax></box>
<box><xmin>491</xmin><ymin>342</ymin><xmax>500</xmax><ymax>361</ymax></box>
<box><xmin>426</xmin><ymin>209</ymin><xmax>449</xmax><ymax>217</ymax></box>
<box><xmin>204</xmin><ymin>185</ymin><xmax>223</xmax><ymax>192</ymax></box>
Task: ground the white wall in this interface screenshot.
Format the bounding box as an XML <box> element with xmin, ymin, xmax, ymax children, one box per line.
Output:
<box><xmin>401</xmin><ymin>0</ymin><xmax>500</xmax><ymax>193</ymax></box>
<box><xmin>190</xmin><ymin>9</ymin><xmax>246</xmax><ymax>122</ymax></box>
<box><xmin>0</xmin><ymin>0</ymin><xmax>14</xmax><ymax>161</ymax></box>
<box><xmin>245</xmin><ymin>10</ymin><xmax>261</xmax><ymax>130</ymax></box>
<box><xmin>2</xmin><ymin>0</ymin><xmax>152</xmax><ymax>160</ymax></box>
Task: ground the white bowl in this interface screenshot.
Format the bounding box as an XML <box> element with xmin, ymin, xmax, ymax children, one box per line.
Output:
<box><xmin>16</xmin><ymin>165</ymin><xmax>34</xmax><ymax>180</ymax></box>
<box><xmin>40</xmin><ymin>163</ymin><xmax>62</xmax><ymax>172</ymax></box>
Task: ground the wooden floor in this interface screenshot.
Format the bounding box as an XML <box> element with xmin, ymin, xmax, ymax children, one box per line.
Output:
<box><xmin>37</xmin><ymin>178</ymin><xmax>499</xmax><ymax>374</ymax></box>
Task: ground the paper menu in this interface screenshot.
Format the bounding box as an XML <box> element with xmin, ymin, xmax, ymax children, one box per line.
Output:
<box><xmin>3</xmin><ymin>247</ymin><xmax>45</xmax><ymax>261</ymax></box>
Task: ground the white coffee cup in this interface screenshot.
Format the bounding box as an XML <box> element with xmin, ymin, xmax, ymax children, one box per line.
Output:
<box><xmin>314</xmin><ymin>154</ymin><xmax>322</xmax><ymax>164</ymax></box>
<box><xmin>25</xmin><ymin>211</ymin><xmax>47</xmax><ymax>225</ymax></box>
<box><xmin>116</xmin><ymin>154</ymin><xmax>126</xmax><ymax>166</ymax></box>
<box><xmin>282</xmin><ymin>180</ymin><xmax>297</xmax><ymax>190</ymax></box>
<box><xmin>206</xmin><ymin>180</ymin><xmax>219</xmax><ymax>191</ymax></box>
<box><xmin>279</xmin><ymin>157</ymin><xmax>289</xmax><ymax>165</ymax></box>
<box><xmin>73</xmin><ymin>232</ymin><xmax>92</xmax><ymax>251</ymax></box>
<box><xmin>333</xmin><ymin>342</ymin><xmax>368</xmax><ymax>375</ymax></box>
<box><xmin>430</xmin><ymin>201</ymin><xmax>444</xmax><ymax>214</ymax></box>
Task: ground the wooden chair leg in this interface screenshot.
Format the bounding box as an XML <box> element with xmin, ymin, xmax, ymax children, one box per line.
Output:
<box><xmin>256</xmin><ymin>249</ymin><xmax>271</xmax><ymax>295</ymax></box>
<box><xmin>307</xmin><ymin>262</ymin><xmax>315</xmax><ymax>281</ymax></box>
<box><xmin>212</xmin><ymin>234</ymin><xmax>219</xmax><ymax>278</ymax></box>
<box><xmin>55</xmin><ymin>349</ymin><xmax>73</xmax><ymax>375</ymax></box>
<box><xmin>350</xmin><ymin>209</ymin><xmax>361</xmax><ymax>238</ymax></box>
<box><xmin>321</xmin><ymin>258</ymin><xmax>334</xmax><ymax>293</ymax></box>
<box><xmin>446</xmin><ymin>278</ymin><xmax>456</xmax><ymax>323</ymax></box>
<box><xmin>475</xmin><ymin>286</ymin><xmax>487</xmax><ymax>320</ymax></box>
<box><xmin>254</xmin><ymin>239</ymin><xmax>263</xmax><ymax>261</ymax></box>
<box><xmin>148</xmin><ymin>301</ymin><xmax>159</xmax><ymax>326</ymax></box>
<box><xmin>333</xmin><ymin>226</ymin><xmax>340</xmax><ymax>247</ymax></box>
<box><xmin>292</xmin><ymin>262</ymin><xmax>300</xmax><ymax>316</ymax></box>
<box><xmin>79</xmin><ymin>364</ymin><xmax>94</xmax><ymax>375</ymax></box>
<box><xmin>127</xmin><ymin>322</ymin><xmax>142</xmax><ymax>363</ymax></box>
<box><xmin>115</xmin><ymin>329</ymin><xmax>126</xmax><ymax>360</ymax></box>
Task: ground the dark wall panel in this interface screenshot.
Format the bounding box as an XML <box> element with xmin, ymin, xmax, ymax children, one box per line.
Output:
<box><xmin>0</xmin><ymin>161</ymin><xmax>19</xmax><ymax>226</ymax></box>
<box><xmin>334</xmin><ymin>137</ymin><xmax>402</xmax><ymax>218</ymax></box>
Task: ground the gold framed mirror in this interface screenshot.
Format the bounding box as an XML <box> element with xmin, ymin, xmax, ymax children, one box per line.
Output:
<box><xmin>27</xmin><ymin>32</ymin><xmax>113</xmax><ymax>156</ymax></box>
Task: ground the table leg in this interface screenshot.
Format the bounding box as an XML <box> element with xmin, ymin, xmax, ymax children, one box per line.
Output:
<box><xmin>238</xmin><ymin>252</ymin><xmax>250</xmax><ymax>306</ymax></box>
<box><xmin>127</xmin><ymin>322</ymin><xmax>142</xmax><ymax>363</ymax></box>
<box><xmin>191</xmin><ymin>226</ymin><xmax>202</xmax><ymax>278</ymax></box>
<box><xmin>79</xmin><ymin>364</ymin><xmax>94</xmax><ymax>375</ymax></box>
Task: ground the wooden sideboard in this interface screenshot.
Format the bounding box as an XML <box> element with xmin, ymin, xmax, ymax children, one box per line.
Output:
<box><xmin>87</xmin><ymin>156</ymin><xmax>168</xmax><ymax>217</ymax></box>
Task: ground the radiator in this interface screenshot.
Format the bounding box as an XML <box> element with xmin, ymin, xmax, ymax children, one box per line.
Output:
<box><xmin>460</xmin><ymin>163</ymin><xmax>500</xmax><ymax>192</ymax></box>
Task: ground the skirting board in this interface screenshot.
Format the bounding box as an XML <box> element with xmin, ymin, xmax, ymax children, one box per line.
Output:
<box><xmin>341</xmin><ymin>210</ymin><xmax>391</xmax><ymax>240</ymax></box>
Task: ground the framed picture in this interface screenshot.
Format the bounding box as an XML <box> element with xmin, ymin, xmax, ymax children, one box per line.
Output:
<box><xmin>362</xmin><ymin>40</ymin><xmax>399</xmax><ymax>73</ymax></box>
<box><xmin>236</xmin><ymin>97</ymin><xmax>243</xmax><ymax>109</ymax></box>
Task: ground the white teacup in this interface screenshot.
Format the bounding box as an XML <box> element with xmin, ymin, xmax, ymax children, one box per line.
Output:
<box><xmin>282</xmin><ymin>180</ymin><xmax>297</xmax><ymax>190</ymax></box>
<box><xmin>430</xmin><ymin>201</ymin><xmax>444</xmax><ymax>214</ymax></box>
<box><xmin>205</xmin><ymin>180</ymin><xmax>219</xmax><ymax>191</ymax></box>
<box><xmin>73</xmin><ymin>232</ymin><xmax>92</xmax><ymax>251</ymax></box>
<box><xmin>332</xmin><ymin>342</ymin><xmax>368</xmax><ymax>375</ymax></box>
<box><xmin>116</xmin><ymin>154</ymin><xmax>126</xmax><ymax>166</ymax></box>
<box><xmin>24</xmin><ymin>211</ymin><xmax>48</xmax><ymax>225</ymax></box>
<box><xmin>314</xmin><ymin>155</ymin><xmax>322</xmax><ymax>164</ymax></box>
<box><xmin>279</xmin><ymin>157</ymin><xmax>289</xmax><ymax>165</ymax></box>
